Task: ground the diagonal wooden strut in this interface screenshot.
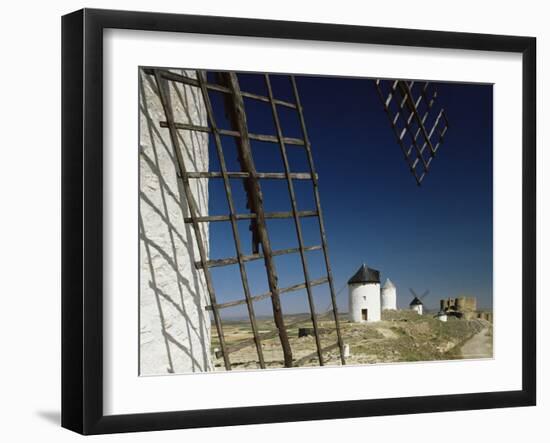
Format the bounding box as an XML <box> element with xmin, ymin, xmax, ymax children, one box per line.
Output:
<box><xmin>264</xmin><ymin>74</ymin><xmax>325</xmax><ymax>366</ymax></box>
<box><xmin>374</xmin><ymin>79</ymin><xmax>449</xmax><ymax>185</ymax></box>
<box><xmin>196</xmin><ymin>70</ymin><xmax>267</xmax><ymax>369</ymax></box>
<box><xmin>290</xmin><ymin>76</ymin><xmax>347</xmax><ymax>365</ymax></box>
<box><xmin>221</xmin><ymin>72</ymin><xmax>294</xmax><ymax>368</ymax></box>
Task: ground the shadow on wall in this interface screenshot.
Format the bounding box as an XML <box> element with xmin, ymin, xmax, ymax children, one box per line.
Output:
<box><xmin>139</xmin><ymin>68</ymin><xmax>213</xmax><ymax>375</ymax></box>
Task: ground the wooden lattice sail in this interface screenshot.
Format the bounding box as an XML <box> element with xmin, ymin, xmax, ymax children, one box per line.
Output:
<box><xmin>375</xmin><ymin>80</ymin><xmax>449</xmax><ymax>185</ymax></box>
<box><xmin>148</xmin><ymin>68</ymin><xmax>346</xmax><ymax>370</ymax></box>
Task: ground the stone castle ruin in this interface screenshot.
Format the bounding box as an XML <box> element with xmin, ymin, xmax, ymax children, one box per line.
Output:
<box><xmin>440</xmin><ymin>296</ymin><xmax>493</xmax><ymax>322</ymax></box>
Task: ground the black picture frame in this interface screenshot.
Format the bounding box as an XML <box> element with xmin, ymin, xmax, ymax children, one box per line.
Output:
<box><xmin>61</xmin><ymin>8</ymin><xmax>536</xmax><ymax>435</ymax></box>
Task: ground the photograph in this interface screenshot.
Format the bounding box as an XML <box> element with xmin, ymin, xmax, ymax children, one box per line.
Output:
<box><xmin>138</xmin><ymin>67</ymin><xmax>494</xmax><ymax>375</ymax></box>
<box><xmin>0</xmin><ymin>0</ymin><xmax>542</xmax><ymax>438</ymax></box>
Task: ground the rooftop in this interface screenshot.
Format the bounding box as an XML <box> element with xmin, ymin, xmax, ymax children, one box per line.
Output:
<box><xmin>348</xmin><ymin>263</ymin><xmax>381</xmax><ymax>284</ymax></box>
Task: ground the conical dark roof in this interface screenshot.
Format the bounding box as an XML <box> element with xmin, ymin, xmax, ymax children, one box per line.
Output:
<box><xmin>348</xmin><ymin>263</ymin><xmax>380</xmax><ymax>284</ymax></box>
<box><xmin>409</xmin><ymin>296</ymin><xmax>423</xmax><ymax>306</ymax></box>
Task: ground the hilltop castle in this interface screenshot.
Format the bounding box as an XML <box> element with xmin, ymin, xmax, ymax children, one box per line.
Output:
<box><xmin>440</xmin><ymin>296</ymin><xmax>493</xmax><ymax>322</ymax></box>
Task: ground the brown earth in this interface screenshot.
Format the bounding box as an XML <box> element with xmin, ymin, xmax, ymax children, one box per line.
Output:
<box><xmin>212</xmin><ymin>310</ymin><xmax>492</xmax><ymax>371</ymax></box>
<box><xmin>460</xmin><ymin>326</ymin><xmax>493</xmax><ymax>359</ymax></box>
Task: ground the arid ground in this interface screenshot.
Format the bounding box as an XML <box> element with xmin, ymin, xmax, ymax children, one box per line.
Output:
<box><xmin>212</xmin><ymin>310</ymin><xmax>493</xmax><ymax>371</ymax></box>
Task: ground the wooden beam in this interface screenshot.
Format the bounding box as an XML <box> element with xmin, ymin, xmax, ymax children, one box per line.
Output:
<box><xmin>265</xmin><ymin>74</ymin><xmax>325</xmax><ymax>365</ymax></box>
<box><xmin>183</xmin><ymin>210</ymin><xmax>318</xmax><ymax>224</ymax></box>
<box><xmin>196</xmin><ymin>70</ymin><xmax>267</xmax><ymax>368</ymax></box>
<box><xmin>159</xmin><ymin>121</ymin><xmax>305</xmax><ymax>145</ymax></box>
<box><xmin>184</xmin><ymin>171</ymin><xmax>315</xmax><ymax>180</ymax></box>
<box><xmin>291</xmin><ymin>75</ymin><xmax>347</xmax><ymax>365</ymax></box>
<box><xmin>206</xmin><ymin>277</ymin><xmax>329</xmax><ymax>311</ymax></box>
<box><xmin>220</xmin><ymin>72</ymin><xmax>294</xmax><ymax>367</ymax></box>
<box><xmin>196</xmin><ymin>245</ymin><xmax>323</xmax><ymax>269</ymax></box>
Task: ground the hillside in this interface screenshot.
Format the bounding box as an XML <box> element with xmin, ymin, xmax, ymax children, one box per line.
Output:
<box><xmin>212</xmin><ymin>310</ymin><xmax>493</xmax><ymax>370</ymax></box>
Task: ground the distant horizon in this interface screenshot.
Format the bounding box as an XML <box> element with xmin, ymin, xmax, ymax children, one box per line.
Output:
<box><xmin>215</xmin><ymin>305</ymin><xmax>495</xmax><ymax>322</ymax></box>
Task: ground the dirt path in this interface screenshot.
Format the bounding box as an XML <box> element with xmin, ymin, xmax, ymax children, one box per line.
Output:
<box><xmin>460</xmin><ymin>327</ymin><xmax>493</xmax><ymax>359</ymax></box>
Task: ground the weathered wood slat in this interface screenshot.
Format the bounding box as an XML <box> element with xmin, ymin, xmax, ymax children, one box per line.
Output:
<box><xmin>291</xmin><ymin>76</ymin><xmax>347</xmax><ymax>365</ymax></box>
<box><xmin>375</xmin><ymin>80</ymin><xmax>421</xmax><ymax>186</ymax></box>
<box><xmin>196</xmin><ymin>70</ymin><xmax>267</xmax><ymax>368</ymax></box>
<box><xmin>206</xmin><ymin>276</ymin><xmax>329</xmax><ymax>311</ymax></box>
<box><xmin>407</xmin><ymin>98</ymin><xmax>447</xmax><ymax>168</ymax></box>
<box><xmin>152</xmin><ymin>68</ymin><xmax>231</xmax><ymax>93</ymax></box>
<box><xmin>197</xmin><ymin>245</ymin><xmax>322</xmax><ymax>269</ymax></box>
<box><xmin>184</xmin><ymin>171</ymin><xmax>315</xmax><ymax>180</ymax></box>
<box><xmin>184</xmin><ymin>210</ymin><xmax>318</xmax><ymax>224</ymax></box>
<box><xmin>395</xmin><ymin>82</ymin><xmax>430</xmax><ymax>172</ymax></box>
<box><xmin>265</xmin><ymin>74</ymin><xmax>325</xmax><ymax>366</ymax></box>
<box><xmin>159</xmin><ymin>121</ymin><xmax>305</xmax><ymax>145</ymax></box>
<box><xmin>221</xmin><ymin>72</ymin><xmax>294</xmax><ymax>368</ymax></box>
<box><xmin>148</xmin><ymin>69</ymin><xmax>297</xmax><ymax>109</ymax></box>
<box><xmin>240</xmin><ymin>90</ymin><xmax>297</xmax><ymax>109</ymax></box>
<box><xmin>401</xmin><ymin>81</ymin><xmax>438</xmax><ymax>156</ymax></box>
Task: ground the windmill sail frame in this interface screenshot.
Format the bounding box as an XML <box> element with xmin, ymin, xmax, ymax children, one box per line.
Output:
<box><xmin>149</xmin><ymin>68</ymin><xmax>346</xmax><ymax>370</ymax></box>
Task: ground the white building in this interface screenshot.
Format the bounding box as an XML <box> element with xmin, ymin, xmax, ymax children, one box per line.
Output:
<box><xmin>409</xmin><ymin>296</ymin><xmax>424</xmax><ymax>315</ymax></box>
<box><xmin>381</xmin><ymin>278</ymin><xmax>397</xmax><ymax>310</ymax></box>
<box><xmin>139</xmin><ymin>69</ymin><xmax>213</xmax><ymax>375</ymax></box>
<box><xmin>348</xmin><ymin>264</ymin><xmax>381</xmax><ymax>322</ymax></box>
<box><xmin>436</xmin><ymin>311</ymin><xmax>448</xmax><ymax>322</ymax></box>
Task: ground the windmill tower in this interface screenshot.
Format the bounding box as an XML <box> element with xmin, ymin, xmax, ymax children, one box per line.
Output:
<box><xmin>348</xmin><ymin>264</ymin><xmax>381</xmax><ymax>323</ymax></box>
<box><xmin>139</xmin><ymin>69</ymin><xmax>212</xmax><ymax>376</ymax></box>
<box><xmin>381</xmin><ymin>278</ymin><xmax>397</xmax><ymax>310</ymax></box>
<box><xmin>409</xmin><ymin>288</ymin><xmax>429</xmax><ymax>315</ymax></box>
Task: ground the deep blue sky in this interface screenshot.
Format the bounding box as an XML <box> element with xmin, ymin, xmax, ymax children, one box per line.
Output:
<box><xmin>204</xmin><ymin>73</ymin><xmax>493</xmax><ymax>316</ymax></box>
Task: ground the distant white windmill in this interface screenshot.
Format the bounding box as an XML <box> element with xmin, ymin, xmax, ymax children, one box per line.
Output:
<box><xmin>381</xmin><ymin>278</ymin><xmax>397</xmax><ymax>310</ymax></box>
<box><xmin>348</xmin><ymin>264</ymin><xmax>382</xmax><ymax>323</ymax></box>
<box><xmin>409</xmin><ymin>288</ymin><xmax>430</xmax><ymax>315</ymax></box>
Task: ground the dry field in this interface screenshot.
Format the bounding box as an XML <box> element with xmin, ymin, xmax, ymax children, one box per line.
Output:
<box><xmin>212</xmin><ymin>310</ymin><xmax>493</xmax><ymax>371</ymax></box>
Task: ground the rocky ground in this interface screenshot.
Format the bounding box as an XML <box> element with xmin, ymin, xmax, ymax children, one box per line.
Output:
<box><xmin>212</xmin><ymin>310</ymin><xmax>493</xmax><ymax>371</ymax></box>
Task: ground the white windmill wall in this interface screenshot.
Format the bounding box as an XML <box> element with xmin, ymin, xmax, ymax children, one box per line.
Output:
<box><xmin>381</xmin><ymin>285</ymin><xmax>397</xmax><ymax>310</ymax></box>
<box><xmin>437</xmin><ymin>313</ymin><xmax>448</xmax><ymax>322</ymax></box>
<box><xmin>139</xmin><ymin>69</ymin><xmax>212</xmax><ymax>375</ymax></box>
<box><xmin>411</xmin><ymin>304</ymin><xmax>423</xmax><ymax>315</ymax></box>
<box><xmin>349</xmin><ymin>283</ymin><xmax>381</xmax><ymax>322</ymax></box>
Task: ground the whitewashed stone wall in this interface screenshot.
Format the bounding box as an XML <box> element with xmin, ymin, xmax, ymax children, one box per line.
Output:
<box><xmin>139</xmin><ymin>69</ymin><xmax>212</xmax><ymax>375</ymax></box>
<box><xmin>348</xmin><ymin>283</ymin><xmax>381</xmax><ymax>323</ymax></box>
